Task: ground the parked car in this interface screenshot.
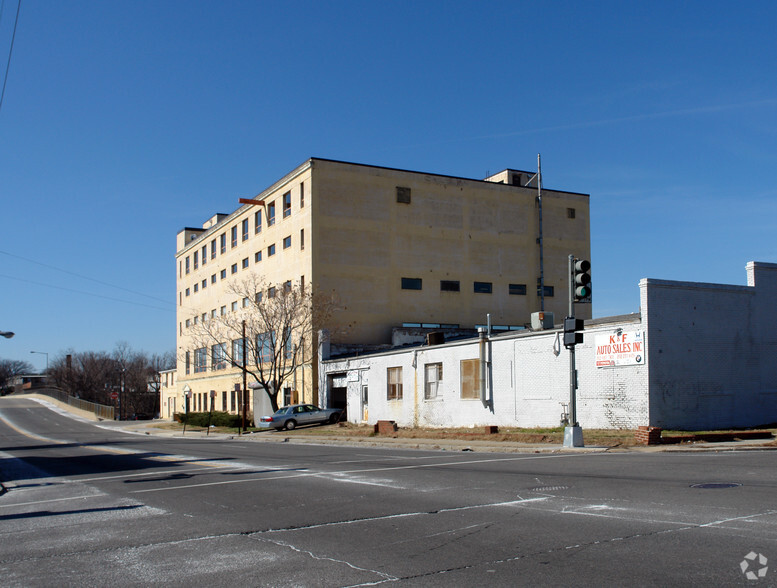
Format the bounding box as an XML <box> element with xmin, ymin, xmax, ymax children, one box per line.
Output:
<box><xmin>258</xmin><ymin>404</ymin><xmax>342</xmax><ymax>431</ymax></box>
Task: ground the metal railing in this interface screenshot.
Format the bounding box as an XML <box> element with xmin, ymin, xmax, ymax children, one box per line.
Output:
<box><xmin>17</xmin><ymin>388</ymin><xmax>114</xmax><ymax>420</ymax></box>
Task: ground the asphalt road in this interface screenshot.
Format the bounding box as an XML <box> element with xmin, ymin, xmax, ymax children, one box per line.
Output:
<box><xmin>1</xmin><ymin>397</ymin><xmax>776</xmax><ymax>587</ymax></box>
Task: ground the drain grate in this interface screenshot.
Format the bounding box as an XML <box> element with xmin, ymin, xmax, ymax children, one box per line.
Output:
<box><xmin>530</xmin><ymin>485</ymin><xmax>570</xmax><ymax>492</ymax></box>
<box><xmin>690</xmin><ymin>482</ymin><xmax>742</xmax><ymax>489</ymax></box>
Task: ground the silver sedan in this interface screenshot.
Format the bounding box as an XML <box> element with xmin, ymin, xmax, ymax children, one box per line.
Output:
<box><xmin>258</xmin><ymin>404</ymin><xmax>342</xmax><ymax>431</ymax></box>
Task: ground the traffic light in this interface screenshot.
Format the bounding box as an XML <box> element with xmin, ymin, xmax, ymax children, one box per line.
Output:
<box><xmin>573</xmin><ymin>258</ymin><xmax>591</xmax><ymax>302</ymax></box>
<box><xmin>563</xmin><ymin>317</ymin><xmax>584</xmax><ymax>349</ymax></box>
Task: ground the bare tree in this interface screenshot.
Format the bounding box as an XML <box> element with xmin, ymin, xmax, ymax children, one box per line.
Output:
<box><xmin>48</xmin><ymin>346</ymin><xmax>176</xmax><ymax>418</ymax></box>
<box><xmin>0</xmin><ymin>358</ymin><xmax>34</xmax><ymax>391</ymax></box>
<box><xmin>188</xmin><ymin>276</ymin><xmax>340</xmax><ymax>411</ymax></box>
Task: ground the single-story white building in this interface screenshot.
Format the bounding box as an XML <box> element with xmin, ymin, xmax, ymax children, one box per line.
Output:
<box><xmin>318</xmin><ymin>261</ymin><xmax>777</xmax><ymax>430</ymax></box>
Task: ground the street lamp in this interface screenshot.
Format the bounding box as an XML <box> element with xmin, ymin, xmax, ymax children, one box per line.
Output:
<box><xmin>0</xmin><ymin>331</ymin><xmax>14</xmax><ymax>339</ymax></box>
<box><xmin>30</xmin><ymin>350</ymin><xmax>49</xmax><ymax>372</ymax></box>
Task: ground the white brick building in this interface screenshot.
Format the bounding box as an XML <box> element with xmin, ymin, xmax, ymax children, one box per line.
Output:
<box><xmin>319</xmin><ymin>261</ymin><xmax>777</xmax><ymax>430</ymax></box>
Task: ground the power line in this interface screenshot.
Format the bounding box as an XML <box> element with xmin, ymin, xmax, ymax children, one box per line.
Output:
<box><xmin>0</xmin><ymin>249</ymin><xmax>174</xmax><ymax>306</ymax></box>
<box><xmin>0</xmin><ymin>0</ymin><xmax>20</xmax><ymax>117</ymax></box>
<box><xmin>0</xmin><ymin>273</ymin><xmax>173</xmax><ymax>312</ymax></box>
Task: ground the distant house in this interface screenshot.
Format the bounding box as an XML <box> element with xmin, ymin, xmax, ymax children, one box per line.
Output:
<box><xmin>12</xmin><ymin>374</ymin><xmax>48</xmax><ymax>391</ymax></box>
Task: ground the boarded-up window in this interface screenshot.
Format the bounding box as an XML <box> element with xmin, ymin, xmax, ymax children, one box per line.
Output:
<box><xmin>387</xmin><ymin>367</ymin><xmax>403</xmax><ymax>400</ymax></box>
<box><xmin>425</xmin><ymin>363</ymin><xmax>442</xmax><ymax>399</ymax></box>
<box><xmin>460</xmin><ymin>359</ymin><xmax>480</xmax><ymax>399</ymax></box>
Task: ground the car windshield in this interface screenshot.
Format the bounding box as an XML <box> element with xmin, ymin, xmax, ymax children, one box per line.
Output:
<box><xmin>273</xmin><ymin>407</ymin><xmax>290</xmax><ymax>416</ymax></box>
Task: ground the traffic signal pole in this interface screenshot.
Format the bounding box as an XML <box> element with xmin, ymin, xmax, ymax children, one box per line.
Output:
<box><xmin>564</xmin><ymin>254</ymin><xmax>585</xmax><ymax>448</ymax></box>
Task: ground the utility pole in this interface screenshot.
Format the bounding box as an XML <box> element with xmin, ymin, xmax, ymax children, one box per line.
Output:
<box><xmin>537</xmin><ymin>154</ymin><xmax>545</xmax><ymax>311</ymax></box>
<box><xmin>242</xmin><ymin>319</ymin><xmax>248</xmax><ymax>433</ymax></box>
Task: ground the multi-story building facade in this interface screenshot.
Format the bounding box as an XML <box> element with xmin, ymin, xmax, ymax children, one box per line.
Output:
<box><xmin>173</xmin><ymin>158</ymin><xmax>590</xmax><ymax>419</ymax></box>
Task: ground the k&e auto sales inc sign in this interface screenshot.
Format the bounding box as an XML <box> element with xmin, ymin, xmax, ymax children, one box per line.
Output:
<box><xmin>595</xmin><ymin>330</ymin><xmax>645</xmax><ymax>367</ymax></box>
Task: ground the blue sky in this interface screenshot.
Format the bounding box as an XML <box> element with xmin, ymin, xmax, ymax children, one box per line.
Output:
<box><xmin>1</xmin><ymin>1</ymin><xmax>776</xmax><ymax>370</ymax></box>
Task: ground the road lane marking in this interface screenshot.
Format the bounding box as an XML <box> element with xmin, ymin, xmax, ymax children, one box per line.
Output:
<box><xmin>130</xmin><ymin>453</ymin><xmax>584</xmax><ymax>494</ymax></box>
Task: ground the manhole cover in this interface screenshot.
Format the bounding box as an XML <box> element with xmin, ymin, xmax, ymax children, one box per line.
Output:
<box><xmin>530</xmin><ymin>485</ymin><xmax>570</xmax><ymax>492</ymax></box>
<box><xmin>690</xmin><ymin>482</ymin><xmax>742</xmax><ymax>489</ymax></box>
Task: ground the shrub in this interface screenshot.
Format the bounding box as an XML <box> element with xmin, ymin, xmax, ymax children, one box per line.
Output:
<box><xmin>173</xmin><ymin>411</ymin><xmax>248</xmax><ymax>427</ymax></box>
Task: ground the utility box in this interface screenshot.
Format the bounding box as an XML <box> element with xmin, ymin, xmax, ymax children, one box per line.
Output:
<box><xmin>531</xmin><ymin>311</ymin><xmax>554</xmax><ymax>331</ymax></box>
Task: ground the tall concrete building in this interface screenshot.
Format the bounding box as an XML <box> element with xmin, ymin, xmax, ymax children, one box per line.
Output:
<box><xmin>171</xmin><ymin>158</ymin><xmax>590</xmax><ymax>418</ymax></box>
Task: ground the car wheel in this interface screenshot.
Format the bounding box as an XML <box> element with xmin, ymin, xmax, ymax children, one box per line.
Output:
<box><xmin>285</xmin><ymin>419</ymin><xmax>297</xmax><ymax>430</ymax></box>
<box><xmin>329</xmin><ymin>413</ymin><xmax>340</xmax><ymax>424</ymax></box>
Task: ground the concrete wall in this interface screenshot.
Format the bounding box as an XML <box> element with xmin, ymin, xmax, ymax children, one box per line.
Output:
<box><xmin>643</xmin><ymin>261</ymin><xmax>777</xmax><ymax>429</ymax></box>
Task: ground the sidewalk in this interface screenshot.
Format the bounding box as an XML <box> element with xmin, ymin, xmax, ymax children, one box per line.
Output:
<box><xmin>112</xmin><ymin>419</ymin><xmax>777</xmax><ymax>454</ymax></box>
<box><xmin>21</xmin><ymin>394</ymin><xmax>777</xmax><ymax>455</ymax></box>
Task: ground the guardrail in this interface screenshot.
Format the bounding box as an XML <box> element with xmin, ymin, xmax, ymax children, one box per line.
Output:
<box><xmin>16</xmin><ymin>388</ymin><xmax>114</xmax><ymax>421</ymax></box>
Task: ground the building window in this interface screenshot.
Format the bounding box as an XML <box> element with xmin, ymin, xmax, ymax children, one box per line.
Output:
<box><xmin>193</xmin><ymin>283</ymin><xmax>198</xmax><ymax>293</ymax></box>
<box><xmin>242</xmin><ymin>296</ymin><xmax>249</xmax><ymax>307</ymax></box>
<box><xmin>194</xmin><ymin>348</ymin><xmax>207</xmax><ymax>373</ymax></box>
<box><xmin>202</xmin><ymin>245</ymin><xmax>207</xmax><ymax>265</ymax></box>
<box><xmin>267</xmin><ymin>201</ymin><xmax>275</xmax><ymax>226</ymax></box>
<box><xmin>212</xmin><ymin>343</ymin><xmax>227</xmax><ymax>370</ymax></box>
<box><xmin>201</xmin><ymin>279</ymin><xmax>207</xmax><ymax>289</ymax></box>
<box><xmin>231</xmin><ymin>263</ymin><xmax>238</xmax><ymax>274</ymax></box>
<box><xmin>283</xmin><ymin>191</ymin><xmax>291</xmax><ymax>218</ymax></box>
<box><xmin>231</xmin><ymin>301</ymin><xmax>238</xmax><ymax>312</ymax></box>
<box><xmin>387</xmin><ymin>367</ymin><xmax>403</xmax><ymax>400</ymax></box>
<box><xmin>222</xmin><ymin>391</ymin><xmax>227</xmax><ymax>411</ymax></box>
<box><xmin>185</xmin><ymin>256</ymin><xmax>190</xmax><ymax>274</ymax></box>
<box><xmin>211</xmin><ymin>273</ymin><xmax>217</xmax><ymax>284</ymax></box>
<box><xmin>185</xmin><ymin>319</ymin><xmax>191</xmax><ymax>328</ymax></box>
<box><xmin>193</xmin><ymin>251</ymin><xmax>198</xmax><ymax>270</ymax></box>
<box><xmin>185</xmin><ymin>288</ymin><xmax>190</xmax><ymax>297</ymax></box>
<box><xmin>567</xmin><ymin>207</ymin><xmax>576</xmax><ymax>219</ymax></box>
<box><xmin>283</xmin><ymin>280</ymin><xmax>292</xmax><ymax>294</ymax></box>
<box><xmin>232</xmin><ymin>338</ymin><xmax>245</xmax><ymax>365</ymax></box>
<box><xmin>540</xmin><ymin>285</ymin><xmax>555</xmax><ymax>297</ymax></box>
<box><xmin>255</xmin><ymin>291</ymin><xmax>263</xmax><ymax>304</ymax></box>
<box><xmin>300</xmin><ymin>229</ymin><xmax>304</xmax><ymax>250</ymax></box>
<box><xmin>440</xmin><ymin>280</ymin><xmax>460</xmax><ymax>292</ymax></box>
<box><xmin>300</xmin><ymin>182</ymin><xmax>304</xmax><ymax>208</ymax></box>
<box><xmin>509</xmin><ymin>283</ymin><xmax>527</xmax><ymax>295</ymax></box>
<box><xmin>268</xmin><ymin>286</ymin><xmax>276</xmax><ymax>298</ymax></box>
<box><xmin>474</xmin><ymin>281</ymin><xmax>492</xmax><ymax>294</ymax></box>
<box><xmin>220</xmin><ymin>233</ymin><xmax>226</xmax><ymax>254</ymax></box>
<box><xmin>220</xmin><ymin>269</ymin><xmax>227</xmax><ymax>280</ymax></box>
<box><xmin>268</xmin><ymin>244</ymin><xmax>275</xmax><ymax>257</ymax></box>
<box><xmin>460</xmin><ymin>358</ymin><xmax>480</xmax><ymax>399</ymax></box>
<box><xmin>283</xmin><ymin>235</ymin><xmax>291</xmax><ymax>249</ymax></box>
<box><xmin>396</xmin><ymin>186</ymin><xmax>411</xmax><ymax>204</ymax></box>
<box><xmin>231</xmin><ymin>226</ymin><xmax>238</xmax><ymax>248</ymax></box>
<box><xmin>424</xmin><ymin>363</ymin><xmax>442</xmax><ymax>400</ymax></box>
<box><xmin>242</xmin><ymin>258</ymin><xmax>249</xmax><ymax>269</ymax></box>
<box><xmin>255</xmin><ymin>210</ymin><xmax>262</xmax><ymax>234</ymax></box>
<box><xmin>401</xmin><ymin>277</ymin><xmax>422</xmax><ymax>290</ymax></box>
<box><xmin>210</xmin><ymin>309</ymin><xmax>217</xmax><ymax>318</ymax></box>
<box><xmin>185</xmin><ymin>351</ymin><xmax>190</xmax><ymax>375</ymax></box>
<box><xmin>242</xmin><ymin>218</ymin><xmax>249</xmax><ymax>241</ymax></box>
<box><xmin>255</xmin><ymin>251</ymin><xmax>262</xmax><ymax>263</ymax></box>
<box><xmin>220</xmin><ymin>305</ymin><xmax>226</xmax><ymax>316</ymax></box>
<box><xmin>230</xmin><ymin>389</ymin><xmax>236</xmax><ymax>412</ymax></box>
<box><xmin>258</xmin><ymin>331</ymin><xmax>274</xmax><ymax>362</ymax></box>
<box><xmin>210</xmin><ymin>239</ymin><xmax>217</xmax><ymax>260</ymax></box>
